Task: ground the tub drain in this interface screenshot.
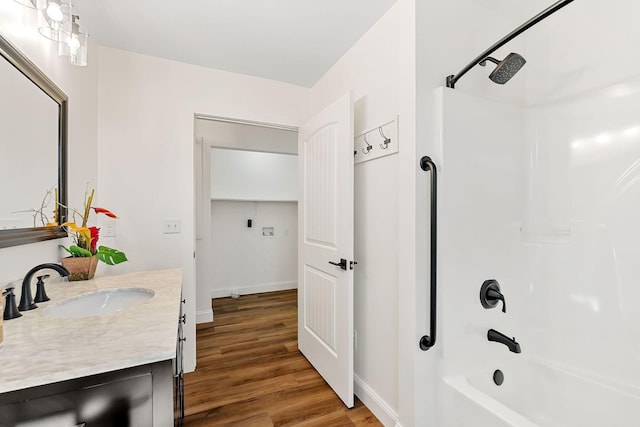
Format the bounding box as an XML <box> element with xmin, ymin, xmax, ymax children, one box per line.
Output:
<box><xmin>493</xmin><ymin>369</ymin><xmax>504</xmax><ymax>386</ymax></box>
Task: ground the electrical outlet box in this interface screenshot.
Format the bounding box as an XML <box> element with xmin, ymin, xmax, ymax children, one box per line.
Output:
<box><xmin>102</xmin><ymin>219</ymin><xmax>116</xmax><ymax>237</ymax></box>
<box><xmin>163</xmin><ymin>219</ymin><xmax>181</xmax><ymax>234</ymax></box>
<box><xmin>262</xmin><ymin>227</ymin><xmax>275</xmax><ymax>237</ymax></box>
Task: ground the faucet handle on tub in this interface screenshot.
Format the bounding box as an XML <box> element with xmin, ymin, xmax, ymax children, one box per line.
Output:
<box><xmin>480</xmin><ymin>279</ymin><xmax>506</xmax><ymax>313</ymax></box>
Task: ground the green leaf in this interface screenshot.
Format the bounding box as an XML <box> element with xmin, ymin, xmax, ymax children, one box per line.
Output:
<box><xmin>96</xmin><ymin>246</ymin><xmax>128</xmax><ymax>265</ymax></box>
<box><xmin>59</xmin><ymin>244</ymin><xmax>73</xmax><ymax>255</ymax></box>
<box><xmin>69</xmin><ymin>245</ymin><xmax>93</xmax><ymax>257</ymax></box>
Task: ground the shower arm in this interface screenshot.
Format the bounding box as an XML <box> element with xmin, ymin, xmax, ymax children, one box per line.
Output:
<box><xmin>445</xmin><ymin>0</ymin><xmax>575</xmax><ymax>89</ymax></box>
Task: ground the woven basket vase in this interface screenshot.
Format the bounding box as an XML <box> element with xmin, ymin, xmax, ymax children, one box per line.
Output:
<box><xmin>61</xmin><ymin>255</ymin><xmax>98</xmax><ymax>281</ymax></box>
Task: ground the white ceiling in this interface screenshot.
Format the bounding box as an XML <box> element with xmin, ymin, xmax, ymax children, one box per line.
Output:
<box><xmin>73</xmin><ymin>0</ymin><xmax>397</xmax><ymax>87</ymax></box>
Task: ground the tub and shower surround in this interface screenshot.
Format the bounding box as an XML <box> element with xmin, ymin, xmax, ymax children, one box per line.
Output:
<box><xmin>436</xmin><ymin>80</ymin><xmax>640</xmax><ymax>426</ymax></box>
<box><xmin>433</xmin><ymin>0</ymin><xmax>640</xmax><ymax>421</ymax></box>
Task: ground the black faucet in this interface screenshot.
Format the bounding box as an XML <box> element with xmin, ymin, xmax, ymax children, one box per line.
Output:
<box><xmin>18</xmin><ymin>263</ymin><xmax>69</xmax><ymax>311</ymax></box>
<box><xmin>487</xmin><ymin>328</ymin><xmax>521</xmax><ymax>353</ymax></box>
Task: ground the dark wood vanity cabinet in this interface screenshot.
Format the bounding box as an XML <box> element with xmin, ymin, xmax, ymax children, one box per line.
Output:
<box><xmin>0</xmin><ymin>361</ymin><xmax>174</xmax><ymax>427</ymax></box>
<box><xmin>174</xmin><ymin>296</ymin><xmax>186</xmax><ymax>426</ymax></box>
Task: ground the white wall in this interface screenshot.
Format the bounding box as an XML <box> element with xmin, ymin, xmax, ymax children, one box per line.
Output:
<box><xmin>210</xmin><ymin>201</ymin><xmax>297</xmax><ymax>297</ymax></box>
<box><xmin>96</xmin><ymin>47</ymin><xmax>309</xmax><ymax>371</ymax></box>
<box><xmin>196</xmin><ymin>118</ymin><xmax>298</xmax><ymax>154</ymax></box>
<box><xmin>0</xmin><ymin>3</ymin><xmax>98</xmax><ymax>287</ymax></box>
<box><xmin>310</xmin><ymin>4</ymin><xmax>404</xmax><ymax>424</ymax></box>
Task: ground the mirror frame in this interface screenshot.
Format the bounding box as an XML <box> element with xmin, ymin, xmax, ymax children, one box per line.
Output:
<box><xmin>0</xmin><ymin>33</ymin><xmax>67</xmax><ymax>248</ymax></box>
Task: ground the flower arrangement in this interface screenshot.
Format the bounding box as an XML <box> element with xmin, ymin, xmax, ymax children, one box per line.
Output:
<box><xmin>59</xmin><ymin>188</ymin><xmax>128</xmax><ymax>266</ymax></box>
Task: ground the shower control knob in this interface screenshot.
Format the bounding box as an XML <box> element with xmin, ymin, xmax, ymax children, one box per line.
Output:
<box><xmin>480</xmin><ymin>279</ymin><xmax>506</xmax><ymax>313</ymax></box>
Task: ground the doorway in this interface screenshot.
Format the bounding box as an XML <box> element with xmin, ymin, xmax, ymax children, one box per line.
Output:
<box><xmin>193</xmin><ymin>116</ymin><xmax>298</xmax><ymax>323</ymax></box>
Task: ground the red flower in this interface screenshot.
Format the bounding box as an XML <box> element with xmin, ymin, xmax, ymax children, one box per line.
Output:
<box><xmin>92</xmin><ymin>207</ymin><xmax>118</xmax><ymax>218</ymax></box>
<box><xmin>89</xmin><ymin>226</ymin><xmax>100</xmax><ymax>253</ymax></box>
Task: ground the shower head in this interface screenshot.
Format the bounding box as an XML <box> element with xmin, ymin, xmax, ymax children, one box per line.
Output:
<box><xmin>479</xmin><ymin>53</ymin><xmax>526</xmax><ymax>85</ymax></box>
<box><xmin>445</xmin><ymin>0</ymin><xmax>573</xmax><ymax>88</ymax></box>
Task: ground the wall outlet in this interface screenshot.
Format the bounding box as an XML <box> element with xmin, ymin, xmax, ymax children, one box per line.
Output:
<box><xmin>163</xmin><ymin>219</ymin><xmax>181</xmax><ymax>234</ymax></box>
<box><xmin>262</xmin><ymin>226</ymin><xmax>275</xmax><ymax>237</ymax></box>
<box><xmin>0</xmin><ymin>219</ymin><xmax>22</xmax><ymax>230</ymax></box>
<box><xmin>102</xmin><ymin>219</ymin><xmax>116</xmax><ymax>237</ymax></box>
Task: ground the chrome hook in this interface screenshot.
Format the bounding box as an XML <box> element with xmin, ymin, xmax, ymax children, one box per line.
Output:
<box><xmin>362</xmin><ymin>133</ymin><xmax>373</xmax><ymax>154</ymax></box>
<box><xmin>379</xmin><ymin>127</ymin><xmax>391</xmax><ymax>149</ymax></box>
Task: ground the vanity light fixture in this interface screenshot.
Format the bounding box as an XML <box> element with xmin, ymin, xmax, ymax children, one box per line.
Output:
<box><xmin>15</xmin><ymin>0</ymin><xmax>89</xmax><ymax>67</ymax></box>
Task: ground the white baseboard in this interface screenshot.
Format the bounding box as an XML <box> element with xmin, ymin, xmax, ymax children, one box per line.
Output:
<box><xmin>196</xmin><ymin>308</ymin><xmax>213</xmax><ymax>324</ymax></box>
<box><xmin>354</xmin><ymin>374</ymin><xmax>400</xmax><ymax>427</ymax></box>
<box><xmin>210</xmin><ymin>280</ymin><xmax>297</xmax><ymax>299</ymax></box>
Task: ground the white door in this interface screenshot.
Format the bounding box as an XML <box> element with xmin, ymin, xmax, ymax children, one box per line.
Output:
<box><xmin>298</xmin><ymin>91</ymin><xmax>354</xmax><ymax>408</ymax></box>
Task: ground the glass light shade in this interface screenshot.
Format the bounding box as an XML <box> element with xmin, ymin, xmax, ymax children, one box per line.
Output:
<box><xmin>46</xmin><ymin>0</ymin><xmax>63</xmax><ymax>22</ymax></box>
<box><xmin>38</xmin><ymin>20</ymin><xmax>70</xmax><ymax>42</ymax></box>
<box><xmin>14</xmin><ymin>0</ymin><xmax>47</xmax><ymax>9</ymax></box>
<box><xmin>39</xmin><ymin>2</ymin><xmax>71</xmax><ymax>43</ymax></box>
<box><xmin>69</xmin><ymin>32</ymin><xmax>88</xmax><ymax>66</ymax></box>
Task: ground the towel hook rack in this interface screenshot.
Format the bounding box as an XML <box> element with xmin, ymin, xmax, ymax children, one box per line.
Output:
<box><xmin>362</xmin><ymin>133</ymin><xmax>373</xmax><ymax>154</ymax></box>
<box><xmin>379</xmin><ymin>127</ymin><xmax>391</xmax><ymax>149</ymax></box>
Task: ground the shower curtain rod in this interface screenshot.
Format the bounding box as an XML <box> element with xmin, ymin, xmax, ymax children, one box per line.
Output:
<box><xmin>445</xmin><ymin>0</ymin><xmax>575</xmax><ymax>89</ymax></box>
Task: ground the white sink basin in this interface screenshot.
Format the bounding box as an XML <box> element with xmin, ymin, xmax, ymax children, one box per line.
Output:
<box><xmin>45</xmin><ymin>288</ymin><xmax>155</xmax><ymax>319</ymax></box>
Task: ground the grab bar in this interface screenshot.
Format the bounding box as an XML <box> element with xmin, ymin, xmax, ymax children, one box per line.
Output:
<box><xmin>419</xmin><ymin>156</ymin><xmax>437</xmax><ymax>351</ymax></box>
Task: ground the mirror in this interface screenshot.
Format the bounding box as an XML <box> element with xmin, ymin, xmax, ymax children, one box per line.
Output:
<box><xmin>0</xmin><ymin>33</ymin><xmax>67</xmax><ymax>248</ymax></box>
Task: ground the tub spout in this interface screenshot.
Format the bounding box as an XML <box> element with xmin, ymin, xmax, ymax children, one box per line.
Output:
<box><xmin>487</xmin><ymin>328</ymin><xmax>521</xmax><ymax>353</ymax></box>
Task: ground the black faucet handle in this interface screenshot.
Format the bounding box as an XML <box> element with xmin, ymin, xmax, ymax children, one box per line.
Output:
<box><xmin>3</xmin><ymin>287</ymin><xmax>22</xmax><ymax>320</ymax></box>
<box><xmin>34</xmin><ymin>274</ymin><xmax>51</xmax><ymax>303</ymax></box>
<box><xmin>480</xmin><ymin>279</ymin><xmax>506</xmax><ymax>313</ymax></box>
<box><xmin>486</xmin><ymin>288</ymin><xmax>506</xmax><ymax>313</ymax></box>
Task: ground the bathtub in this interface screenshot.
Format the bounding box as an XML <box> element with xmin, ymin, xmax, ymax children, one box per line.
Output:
<box><xmin>443</xmin><ymin>357</ymin><xmax>640</xmax><ymax>427</ymax></box>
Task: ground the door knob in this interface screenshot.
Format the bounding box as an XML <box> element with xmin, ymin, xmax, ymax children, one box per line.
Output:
<box><xmin>328</xmin><ymin>258</ymin><xmax>348</xmax><ymax>270</ymax></box>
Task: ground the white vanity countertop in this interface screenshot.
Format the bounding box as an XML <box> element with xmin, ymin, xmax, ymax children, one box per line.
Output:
<box><xmin>0</xmin><ymin>268</ymin><xmax>182</xmax><ymax>394</ymax></box>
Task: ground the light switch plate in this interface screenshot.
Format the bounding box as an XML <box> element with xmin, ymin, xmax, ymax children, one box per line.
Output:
<box><xmin>101</xmin><ymin>219</ymin><xmax>116</xmax><ymax>237</ymax></box>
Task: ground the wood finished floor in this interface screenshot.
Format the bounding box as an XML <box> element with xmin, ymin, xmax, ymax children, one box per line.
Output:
<box><xmin>183</xmin><ymin>290</ymin><xmax>382</xmax><ymax>427</ymax></box>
